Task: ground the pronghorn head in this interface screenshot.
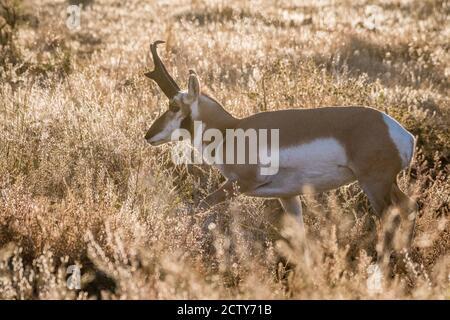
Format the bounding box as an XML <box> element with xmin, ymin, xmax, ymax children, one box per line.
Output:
<box><xmin>144</xmin><ymin>41</ymin><xmax>201</xmax><ymax>146</ymax></box>
<box><xmin>145</xmin><ymin>73</ymin><xmax>200</xmax><ymax>146</ymax></box>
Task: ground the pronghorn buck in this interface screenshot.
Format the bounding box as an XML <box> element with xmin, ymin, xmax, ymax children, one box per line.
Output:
<box><xmin>144</xmin><ymin>41</ymin><xmax>417</xmax><ymax>263</ymax></box>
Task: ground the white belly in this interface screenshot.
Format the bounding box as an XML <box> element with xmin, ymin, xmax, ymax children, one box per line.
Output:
<box><xmin>247</xmin><ymin>138</ymin><xmax>356</xmax><ymax>197</ymax></box>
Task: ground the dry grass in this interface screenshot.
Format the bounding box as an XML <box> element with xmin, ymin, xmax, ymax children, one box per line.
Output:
<box><xmin>0</xmin><ymin>0</ymin><xmax>449</xmax><ymax>299</ymax></box>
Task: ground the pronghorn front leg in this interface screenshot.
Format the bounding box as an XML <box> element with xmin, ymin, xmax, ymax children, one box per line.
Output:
<box><xmin>198</xmin><ymin>179</ymin><xmax>238</xmax><ymax>210</ymax></box>
<box><xmin>198</xmin><ymin>178</ymin><xmax>266</xmax><ymax>210</ymax></box>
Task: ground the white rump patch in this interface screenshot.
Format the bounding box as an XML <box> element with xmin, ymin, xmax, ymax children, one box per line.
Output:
<box><xmin>382</xmin><ymin>113</ymin><xmax>415</xmax><ymax>168</ymax></box>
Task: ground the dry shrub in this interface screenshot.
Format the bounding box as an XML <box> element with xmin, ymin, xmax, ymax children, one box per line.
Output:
<box><xmin>0</xmin><ymin>0</ymin><xmax>449</xmax><ymax>299</ymax></box>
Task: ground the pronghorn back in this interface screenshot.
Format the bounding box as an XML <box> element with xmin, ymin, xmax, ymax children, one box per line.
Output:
<box><xmin>220</xmin><ymin>106</ymin><xmax>414</xmax><ymax>178</ymax></box>
<box><xmin>208</xmin><ymin>106</ymin><xmax>413</xmax><ymax>196</ymax></box>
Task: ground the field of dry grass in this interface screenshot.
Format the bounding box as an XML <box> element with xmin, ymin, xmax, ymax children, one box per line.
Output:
<box><xmin>0</xmin><ymin>0</ymin><xmax>449</xmax><ymax>299</ymax></box>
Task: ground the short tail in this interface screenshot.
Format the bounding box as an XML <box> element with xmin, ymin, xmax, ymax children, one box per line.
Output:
<box><xmin>406</xmin><ymin>134</ymin><xmax>416</xmax><ymax>168</ymax></box>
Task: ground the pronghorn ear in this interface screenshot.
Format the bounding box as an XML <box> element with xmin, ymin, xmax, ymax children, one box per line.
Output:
<box><xmin>187</xmin><ymin>70</ymin><xmax>200</xmax><ymax>102</ymax></box>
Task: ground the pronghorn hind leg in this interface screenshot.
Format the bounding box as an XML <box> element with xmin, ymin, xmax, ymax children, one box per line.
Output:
<box><xmin>390</xmin><ymin>182</ymin><xmax>417</xmax><ymax>249</ymax></box>
<box><xmin>359</xmin><ymin>175</ymin><xmax>417</xmax><ymax>267</ymax></box>
<box><xmin>359</xmin><ymin>179</ymin><xmax>394</xmax><ymax>216</ymax></box>
<box><xmin>358</xmin><ymin>175</ymin><xmax>398</xmax><ymax>267</ymax></box>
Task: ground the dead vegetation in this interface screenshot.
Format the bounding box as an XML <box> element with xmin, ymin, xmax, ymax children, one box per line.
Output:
<box><xmin>0</xmin><ymin>0</ymin><xmax>448</xmax><ymax>299</ymax></box>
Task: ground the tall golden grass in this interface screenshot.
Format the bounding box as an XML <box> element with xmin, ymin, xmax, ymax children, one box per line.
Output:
<box><xmin>0</xmin><ymin>0</ymin><xmax>448</xmax><ymax>299</ymax></box>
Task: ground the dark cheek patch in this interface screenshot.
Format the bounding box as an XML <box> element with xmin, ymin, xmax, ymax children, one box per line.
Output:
<box><xmin>180</xmin><ymin>115</ymin><xmax>193</xmax><ymax>137</ymax></box>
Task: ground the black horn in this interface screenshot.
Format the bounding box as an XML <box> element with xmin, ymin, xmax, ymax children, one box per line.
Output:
<box><xmin>144</xmin><ymin>40</ymin><xmax>180</xmax><ymax>99</ymax></box>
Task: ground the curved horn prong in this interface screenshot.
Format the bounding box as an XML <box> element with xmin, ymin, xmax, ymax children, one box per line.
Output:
<box><xmin>145</xmin><ymin>40</ymin><xmax>180</xmax><ymax>99</ymax></box>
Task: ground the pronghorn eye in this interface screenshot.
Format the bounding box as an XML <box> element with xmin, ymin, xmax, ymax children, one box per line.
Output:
<box><xmin>169</xmin><ymin>103</ymin><xmax>180</xmax><ymax>112</ymax></box>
